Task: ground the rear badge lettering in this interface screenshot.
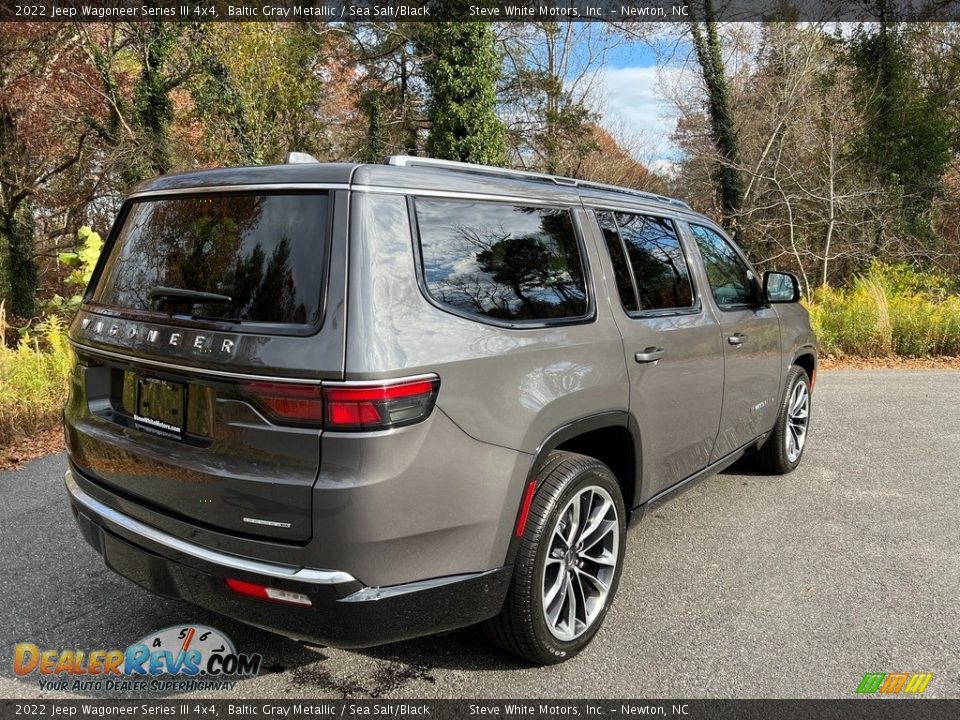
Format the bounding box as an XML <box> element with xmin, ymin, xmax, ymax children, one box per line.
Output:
<box><xmin>751</xmin><ymin>399</ymin><xmax>771</xmax><ymax>413</ymax></box>
<box><xmin>76</xmin><ymin>312</ymin><xmax>238</xmax><ymax>358</ymax></box>
<box><xmin>243</xmin><ymin>517</ymin><xmax>292</xmax><ymax>529</ymax></box>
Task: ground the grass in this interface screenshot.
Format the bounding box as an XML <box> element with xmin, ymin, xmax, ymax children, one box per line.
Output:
<box><xmin>0</xmin><ymin>303</ymin><xmax>72</xmax><ymax>449</ymax></box>
<box><xmin>808</xmin><ymin>262</ymin><xmax>960</xmax><ymax>358</ymax></box>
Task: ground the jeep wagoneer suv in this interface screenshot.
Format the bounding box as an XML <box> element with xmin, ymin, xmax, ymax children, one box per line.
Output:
<box><xmin>63</xmin><ymin>155</ymin><xmax>817</xmax><ymax>664</ymax></box>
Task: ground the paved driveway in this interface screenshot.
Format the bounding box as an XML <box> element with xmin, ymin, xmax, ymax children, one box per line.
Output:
<box><xmin>2</xmin><ymin>370</ymin><xmax>958</xmax><ymax>699</ymax></box>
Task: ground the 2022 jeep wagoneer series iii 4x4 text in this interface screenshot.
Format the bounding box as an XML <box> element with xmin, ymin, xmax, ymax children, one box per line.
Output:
<box><xmin>63</xmin><ymin>155</ymin><xmax>817</xmax><ymax>664</ymax></box>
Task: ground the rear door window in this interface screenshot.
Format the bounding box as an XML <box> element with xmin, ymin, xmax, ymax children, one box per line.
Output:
<box><xmin>596</xmin><ymin>211</ymin><xmax>639</xmax><ymax>313</ymax></box>
<box><xmin>414</xmin><ymin>198</ymin><xmax>589</xmax><ymax>324</ymax></box>
<box><xmin>599</xmin><ymin>211</ymin><xmax>695</xmax><ymax>312</ymax></box>
<box><xmin>90</xmin><ymin>192</ymin><xmax>330</xmax><ymax>328</ymax></box>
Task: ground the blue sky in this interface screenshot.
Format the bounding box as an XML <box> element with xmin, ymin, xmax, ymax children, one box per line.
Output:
<box><xmin>593</xmin><ymin>36</ymin><xmax>690</xmax><ymax>167</ymax></box>
<box><xmin>608</xmin><ymin>42</ymin><xmax>660</xmax><ymax>68</ymax></box>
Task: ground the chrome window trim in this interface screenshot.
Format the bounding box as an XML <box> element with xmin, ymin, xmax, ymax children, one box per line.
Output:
<box><xmin>127</xmin><ymin>183</ymin><xmax>349</xmax><ymax>199</ymax></box>
<box><xmin>583</xmin><ymin>200</ymin><xmax>697</xmax><ymax>221</ymax></box>
<box><xmin>407</xmin><ymin>196</ymin><xmax>596</xmax><ymax>330</ymax></box>
<box><xmin>351</xmin><ymin>184</ymin><xmax>581</xmax><ymax>208</ymax></box>
<box><xmin>64</xmin><ymin>470</ymin><xmax>356</xmax><ymax>585</ymax></box>
<box><xmin>591</xmin><ymin>208</ymin><xmax>702</xmax><ymax>317</ymax></box>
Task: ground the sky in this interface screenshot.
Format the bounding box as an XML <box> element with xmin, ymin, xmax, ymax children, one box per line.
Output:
<box><xmin>593</xmin><ymin>35</ymin><xmax>691</xmax><ymax>170</ymax></box>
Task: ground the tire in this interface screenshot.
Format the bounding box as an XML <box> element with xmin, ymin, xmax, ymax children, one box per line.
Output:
<box><xmin>484</xmin><ymin>451</ymin><xmax>627</xmax><ymax>665</ymax></box>
<box><xmin>753</xmin><ymin>365</ymin><xmax>811</xmax><ymax>474</ymax></box>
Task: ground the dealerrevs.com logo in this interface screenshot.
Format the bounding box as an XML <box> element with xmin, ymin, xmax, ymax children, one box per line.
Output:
<box><xmin>13</xmin><ymin>625</ymin><xmax>261</xmax><ymax>693</ymax></box>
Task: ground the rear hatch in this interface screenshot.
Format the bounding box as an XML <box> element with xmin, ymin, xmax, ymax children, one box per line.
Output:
<box><xmin>65</xmin><ymin>187</ymin><xmax>346</xmax><ymax>542</ymax></box>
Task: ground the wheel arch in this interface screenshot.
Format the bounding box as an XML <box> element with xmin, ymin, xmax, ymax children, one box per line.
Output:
<box><xmin>792</xmin><ymin>347</ymin><xmax>817</xmax><ymax>374</ymax></box>
<box><xmin>791</xmin><ymin>346</ymin><xmax>818</xmax><ymax>389</ymax></box>
<box><xmin>502</xmin><ymin>410</ymin><xmax>641</xmax><ymax>569</ymax></box>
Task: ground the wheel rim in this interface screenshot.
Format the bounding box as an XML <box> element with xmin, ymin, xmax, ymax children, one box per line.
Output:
<box><xmin>541</xmin><ymin>485</ymin><xmax>620</xmax><ymax>642</ymax></box>
<box><xmin>785</xmin><ymin>380</ymin><xmax>810</xmax><ymax>462</ymax></box>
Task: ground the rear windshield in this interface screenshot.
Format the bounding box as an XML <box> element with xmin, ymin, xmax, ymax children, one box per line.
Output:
<box><xmin>89</xmin><ymin>192</ymin><xmax>329</xmax><ymax>327</ymax></box>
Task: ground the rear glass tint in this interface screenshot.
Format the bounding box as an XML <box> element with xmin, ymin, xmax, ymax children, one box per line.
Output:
<box><xmin>415</xmin><ymin>198</ymin><xmax>588</xmax><ymax>323</ymax></box>
<box><xmin>90</xmin><ymin>193</ymin><xmax>329</xmax><ymax>326</ymax></box>
<box><xmin>614</xmin><ymin>213</ymin><xmax>695</xmax><ymax>311</ymax></box>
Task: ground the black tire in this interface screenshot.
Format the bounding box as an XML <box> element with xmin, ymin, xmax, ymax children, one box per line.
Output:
<box><xmin>753</xmin><ymin>365</ymin><xmax>811</xmax><ymax>474</ymax></box>
<box><xmin>483</xmin><ymin>451</ymin><xmax>627</xmax><ymax>665</ymax></box>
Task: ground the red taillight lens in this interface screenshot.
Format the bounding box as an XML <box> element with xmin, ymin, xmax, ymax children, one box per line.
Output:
<box><xmin>225</xmin><ymin>578</ymin><xmax>312</xmax><ymax>607</ymax></box>
<box><xmin>323</xmin><ymin>378</ymin><xmax>439</xmax><ymax>431</ymax></box>
<box><xmin>242</xmin><ymin>381</ymin><xmax>323</xmax><ymax>424</ymax></box>
<box><xmin>241</xmin><ymin>376</ymin><xmax>439</xmax><ymax>430</ymax></box>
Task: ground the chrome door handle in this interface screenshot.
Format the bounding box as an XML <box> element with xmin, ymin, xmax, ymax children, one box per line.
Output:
<box><xmin>728</xmin><ymin>333</ymin><xmax>747</xmax><ymax>346</ymax></box>
<box><xmin>635</xmin><ymin>347</ymin><xmax>666</xmax><ymax>363</ymax></box>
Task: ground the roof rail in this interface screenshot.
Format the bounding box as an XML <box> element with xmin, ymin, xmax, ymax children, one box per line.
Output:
<box><xmin>384</xmin><ymin>155</ymin><xmax>689</xmax><ymax>209</ymax></box>
<box><xmin>386</xmin><ymin>155</ymin><xmax>575</xmax><ymax>185</ymax></box>
<box><xmin>576</xmin><ymin>180</ymin><xmax>690</xmax><ymax>209</ymax></box>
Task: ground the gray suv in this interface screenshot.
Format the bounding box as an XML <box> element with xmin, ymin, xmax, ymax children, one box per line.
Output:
<box><xmin>63</xmin><ymin>155</ymin><xmax>817</xmax><ymax>664</ymax></box>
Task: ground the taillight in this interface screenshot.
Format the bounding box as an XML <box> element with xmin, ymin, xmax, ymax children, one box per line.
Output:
<box><xmin>241</xmin><ymin>382</ymin><xmax>323</xmax><ymax>424</ymax></box>
<box><xmin>241</xmin><ymin>376</ymin><xmax>439</xmax><ymax>431</ymax></box>
<box><xmin>323</xmin><ymin>377</ymin><xmax>439</xmax><ymax>431</ymax></box>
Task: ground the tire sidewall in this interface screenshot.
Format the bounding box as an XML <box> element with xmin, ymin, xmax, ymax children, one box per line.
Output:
<box><xmin>779</xmin><ymin>367</ymin><xmax>811</xmax><ymax>470</ymax></box>
<box><xmin>526</xmin><ymin>465</ymin><xmax>627</xmax><ymax>662</ymax></box>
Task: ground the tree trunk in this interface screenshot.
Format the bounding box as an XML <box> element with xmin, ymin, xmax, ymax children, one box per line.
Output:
<box><xmin>420</xmin><ymin>5</ymin><xmax>506</xmax><ymax>165</ymax></box>
<box><xmin>4</xmin><ymin>201</ymin><xmax>38</xmax><ymax>318</ymax></box>
<box><xmin>688</xmin><ymin>2</ymin><xmax>745</xmax><ymax>242</ymax></box>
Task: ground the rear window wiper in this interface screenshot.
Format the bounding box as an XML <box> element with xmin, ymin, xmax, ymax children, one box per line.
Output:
<box><xmin>148</xmin><ymin>286</ymin><xmax>232</xmax><ymax>305</ymax></box>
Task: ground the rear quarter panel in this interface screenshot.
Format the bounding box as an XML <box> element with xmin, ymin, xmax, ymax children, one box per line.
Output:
<box><xmin>345</xmin><ymin>191</ymin><xmax>628</xmax><ymax>454</ymax></box>
<box><xmin>336</xmin><ymin>192</ymin><xmax>628</xmax><ymax>579</ymax></box>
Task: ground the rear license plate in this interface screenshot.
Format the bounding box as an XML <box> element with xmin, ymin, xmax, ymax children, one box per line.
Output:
<box><xmin>134</xmin><ymin>376</ymin><xmax>185</xmax><ymax>439</ymax></box>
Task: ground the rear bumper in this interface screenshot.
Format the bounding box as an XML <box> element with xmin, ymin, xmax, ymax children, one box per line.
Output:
<box><xmin>65</xmin><ymin>470</ymin><xmax>511</xmax><ymax>648</ymax></box>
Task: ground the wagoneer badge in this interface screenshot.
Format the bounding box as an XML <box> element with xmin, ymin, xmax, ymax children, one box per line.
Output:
<box><xmin>77</xmin><ymin>312</ymin><xmax>239</xmax><ymax>358</ymax></box>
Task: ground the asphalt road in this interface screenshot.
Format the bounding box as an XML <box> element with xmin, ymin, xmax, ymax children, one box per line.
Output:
<box><xmin>2</xmin><ymin>370</ymin><xmax>958</xmax><ymax>699</ymax></box>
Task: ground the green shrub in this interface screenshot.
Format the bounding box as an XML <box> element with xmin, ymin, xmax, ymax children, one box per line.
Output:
<box><xmin>47</xmin><ymin>226</ymin><xmax>103</xmax><ymax>314</ymax></box>
<box><xmin>808</xmin><ymin>262</ymin><xmax>960</xmax><ymax>358</ymax></box>
<box><xmin>0</xmin><ymin>304</ymin><xmax>72</xmax><ymax>447</ymax></box>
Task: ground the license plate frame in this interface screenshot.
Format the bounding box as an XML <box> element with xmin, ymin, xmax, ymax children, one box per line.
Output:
<box><xmin>134</xmin><ymin>376</ymin><xmax>186</xmax><ymax>439</ymax></box>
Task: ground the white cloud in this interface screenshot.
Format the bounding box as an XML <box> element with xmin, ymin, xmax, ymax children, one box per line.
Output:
<box><xmin>596</xmin><ymin>65</ymin><xmax>686</xmax><ymax>167</ymax></box>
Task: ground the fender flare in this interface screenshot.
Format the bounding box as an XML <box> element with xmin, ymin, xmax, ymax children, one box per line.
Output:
<box><xmin>791</xmin><ymin>344</ymin><xmax>818</xmax><ymax>368</ymax></box>
<box><xmin>502</xmin><ymin>411</ymin><xmax>642</xmax><ymax>568</ymax></box>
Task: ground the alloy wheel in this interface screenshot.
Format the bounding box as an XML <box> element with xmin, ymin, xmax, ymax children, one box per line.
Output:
<box><xmin>785</xmin><ymin>380</ymin><xmax>810</xmax><ymax>462</ymax></box>
<box><xmin>541</xmin><ymin>485</ymin><xmax>620</xmax><ymax>642</ymax></box>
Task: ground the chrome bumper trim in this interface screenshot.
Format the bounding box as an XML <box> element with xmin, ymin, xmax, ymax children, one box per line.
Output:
<box><xmin>64</xmin><ymin>469</ymin><xmax>356</xmax><ymax>585</ymax></box>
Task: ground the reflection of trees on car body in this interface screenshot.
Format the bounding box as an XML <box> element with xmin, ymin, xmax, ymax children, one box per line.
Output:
<box><xmin>416</xmin><ymin>199</ymin><xmax>588</xmax><ymax>322</ymax></box>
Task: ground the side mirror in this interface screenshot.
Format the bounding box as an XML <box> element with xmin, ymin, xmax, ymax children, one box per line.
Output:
<box><xmin>763</xmin><ymin>271</ymin><xmax>801</xmax><ymax>303</ymax></box>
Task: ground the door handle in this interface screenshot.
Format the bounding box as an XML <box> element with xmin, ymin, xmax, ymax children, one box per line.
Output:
<box><xmin>728</xmin><ymin>333</ymin><xmax>747</xmax><ymax>346</ymax></box>
<box><xmin>634</xmin><ymin>347</ymin><xmax>666</xmax><ymax>363</ymax></box>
